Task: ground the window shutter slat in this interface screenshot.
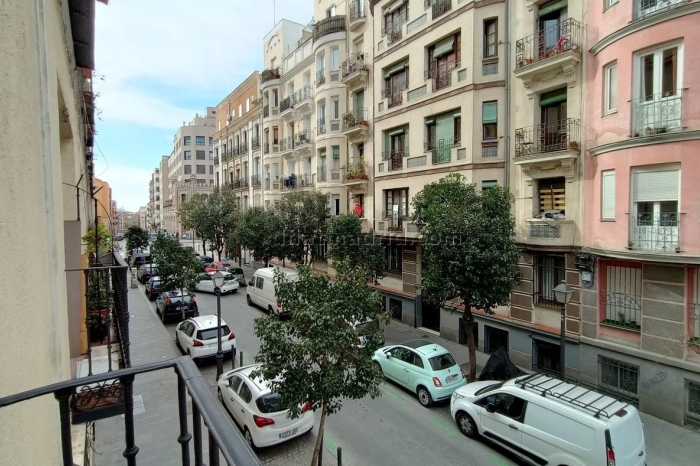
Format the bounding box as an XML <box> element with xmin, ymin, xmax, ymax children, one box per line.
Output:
<box><xmin>602</xmin><ymin>171</ymin><xmax>616</xmax><ymax>220</ymax></box>
<box><xmin>632</xmin><ymin>170</ymin><xmax>679</xmax><ymax>202</ymax></box>
<box><xmin>482</xmin><ymin>102</ymin><xmax>498</xmax><ymax>124</ymax></box>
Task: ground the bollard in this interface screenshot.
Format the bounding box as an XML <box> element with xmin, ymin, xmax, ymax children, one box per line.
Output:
<box><xmin>318</xmin><ymin>434</ymin><xmax>323</xmax><ymax>465</ymax></box>
<box><xmin>232</xmin><ymin>348</ymin><xmax>237</xmax><ymax>369</ymax></box>
<box><xmin>239</xmin><ymin>351</ymin><xmax>243</xmax><ymax>368</ymax></box>
<box><xmin>337</xmin><ymin>447</ymin><xmax>342</xmax><ymax>466</ymax></box>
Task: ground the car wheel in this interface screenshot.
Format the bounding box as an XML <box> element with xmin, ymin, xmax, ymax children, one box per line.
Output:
<box><xmin>417</xmin><ymin>386</ymin><xmax>433</xmax><ymax>407</ymax></box>
<box><xmin>246</xmin><ymin>295</ymin><xmax>252</xmax><ymax>306</ymax></box>
<box><xmin>374</xmin><ymin>361</ymin><xmax>385</xmax><ymax>379</ymax></box>
<box><xmin>456</xmin><ymin>412</ymin><xmax>478</xmax><ymax>438</ymax></box>
<box><xmin>244</xmin><ymin>427</ymin><xmax>256</xmax><ymax>449</ymax></box>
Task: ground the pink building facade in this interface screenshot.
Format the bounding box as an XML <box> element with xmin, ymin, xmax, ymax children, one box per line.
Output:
<box><xmin>582</xmin><ymin>0</ymin><xmax>700</xmax><ymax>427</ymax></box>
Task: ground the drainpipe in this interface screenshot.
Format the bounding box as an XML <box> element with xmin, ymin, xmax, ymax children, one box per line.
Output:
<box><xmin>503</xmin><ymin>0</ymin><xmax>511</xmax><ymax>188</ymax></box>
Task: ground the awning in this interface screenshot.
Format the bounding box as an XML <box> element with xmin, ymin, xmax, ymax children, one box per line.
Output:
<box><xmin>538</xmin><ymin>0</ymin><xmax>568</xmax><ymax>17</ymax></box>
<box><xmin>453</xmin><ymin>113</ymin><xmax>461</xmax><ymax>118</ymax></box>
<box><xmin>384</xmin><ymin>60</ymin><xmax>408</xmax><ymax>78</ymax></box>
<box><xmin>432</xmin><ymin>36</ymin><xmax>455</xmax><ymax>59</ymax></box>
<box><xmin>386</xmin><ymin>0</ymin><xmax>407</xmax><ymax>14</ymax></box>
<box><xmin>539</xmin><ymin>88</ymin><xmax>567</xmax><ymax>107</ymax></box>
<box><xmin>388</xmin><ymin>128</ymin><xmax>405</xmax><ymax>136</ymax></box>
<box><xmin>482</xmin><ymin>102</ymin><xmax>498</xmax><ymax>124</ymax></box>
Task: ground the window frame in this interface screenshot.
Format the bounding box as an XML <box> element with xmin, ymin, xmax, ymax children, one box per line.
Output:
<box><xmin>184</xmin><ymin>165</ymin><xmax>192</xmax><ymax>175</ymax></box>
<box><xmin>482</xmin><ymin>101</ymin><xmax>498</xmax><ymax>140</ymax></box>
<box><xmin>183</xmin><ymin>150</ymin><xmax>192</xmax><ymax>160</ymax></box>
<box><xmin>195</xmin><ymin>136</ymin><xmax>206</xmax><ymax>146</ymax></box>
<box><xmin>196</xmin><ymin>150</ymin><xmax>206</xmax><ymax>160</ymax></box>
<box><xmin>604</xmin><ymin>0</ymin><xmax>618</xmax><ymax>10</ymax></box>
<box><xmin>603</xmin><ymin>61</ymin><xmax>618</xmax><ymax>115</ymax></box>
<box><xmin>633</xmin><ymin>42</ymin><xmax>683</xmax><ymax>101</ymax></box>
<box><xmin>196</xmin><ymin>165</ymin><xmax>206</xmax><ymax>175</ymax></box>
<box><xmin>483</xmin><ymin>18</ymin><xmax>498</xmax><ymax>59</ymax></box>
<box><xmin>598</xmin><ymin>355</ymin><xmax>639</xmax><ymax>398</ymax></box>
<box><xmin>601</xmin><ymin>170</ymin><xmax>616</xmax><ymax>221</ymax></box>
<box><xmin>184</xmin><ymin>136</ymin><xmax>191</xmax><ymax>146</ymax></box>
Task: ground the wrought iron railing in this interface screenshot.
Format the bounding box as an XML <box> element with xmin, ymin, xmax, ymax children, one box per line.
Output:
<box><xmin>239</xmin><ymin>141</ymin><xmax>248</xmax><ymax>153</ymax></box>
<box><xmin>381</xmin><ymin>211</ymin><xmax>405</xmax><ymax>231</ymax></box>
<box><xmin>214</xmin><ymin>155</ymin><xmax>219</xmax><ymax>166</ymax></box>
<box><xmin>251</xmin><ymin>175</ymin><xmax>261</xmax><ymax>187</ymax></box>
<box><xmin>296</xmin><ymin>129</ymin><xmax>312</xmax><ymax>146</ymax></box>
<box><xmin>313</xmin><ymin>15</ymin><xmax>346</xmax><ymax>41</ymax></box>
<box><xmin>382</xmin><ymin>88</ymin><xmax>404</xmax><ymax>108</ymax></box>
<box><xmin>264</xmin><ymin>178</ymin><xmax>271</xmax><ymax>189</ymax></box>
<box><xmin>318</xmin><ymin>117</ymin><xmax>327</xmax><ymax>134</ymax></box>
<box><xmin>633</xmin><ymin>0</ymin><xmax>684</xmax><ymax>20</ymax></box>
<box><xmin>261</xmin><ymin>67</ymin><xmax>281</xmax><ymax>82</ymax></box>
<box><xmin>232</xmin><ymin>179</ymin><xmax>242</xmax><ymax>189</ymax></box>
<box><xmin>280</xmin><ymin>136</ymin><xmax>294</xmax><ymax>152</ymax></box>
<box><xmin>232</xmin><ymin>145</ymin><xmax>240</xmax><ymax>156</ymax></box>
<box><xmin>342</xmin><ymin>53</ymin><xmax>368</xmax><ymax>79</ymax></box>
<box><xmin>515</xmin><ymin>18</ymin><xmax>582</xmax><ymax>69</ymax></box>
<box><xmin>264</xmin><ymin>142</ymin><xmax>270</xmax><ymax>154</ymax></box>
<box><xmin>432</xmin><ymin>0</ymin><xmax>452</xmax><ymax>19</ymax></box>
<box><xmin>344</xmin><ymin>161</ymin><xmax>369</xmax><ymax>181</ymax></box>
<box><xmin>425</xmin><ymin>60</ymin><xmax>460</xmax><ymax>92</ymax></box>
<box><xmin>280</xmin><ymin>95</ymin><xmax>294</xmax><ymax>113</ymax></box>
<box><xmin>252</xmin><ymin>136</ymin><xmax>260</xmax><ymax>150</ymax></box>
<box><xmin>317</xmin><ymin>69</ymin><xmax>326</xmax><ymax>85</ymax></box>
<box><xmin>426</xmin><ymin>137</ymin><xmax>457</xmax><ymax>164</ymax></box>
<box><xmin>533</xmin><ymin>262</ymin><xmax>567</xmax><ymax>309</ymax></box>
<box><xmin>0</xmin><ymin>357</ymin><xmax>263</xmax><ymax>466</ymax></box>
<box><xmin>631</xmin><ymin>91</ymin><xmax>682</xmax><ymax>136</ymax></box>
<box><xmin>294</xmin><ymin>85</ymin><xmax>313</xmax><ymax>105</ymax></box>
<box><xmin>601</xmin><ymin>291</ymin><xmax>642</xmax><ymax>331</ymax></box>
<box><xmin>342</xmin><ymin>108</ymin><xmax>369</xmax><ymax>132</ymax></box>
<box><xmin>629</xmin><ymin>212</ymin><xmax>680</xmax><ymax>252</ymax></box>
<box><xmin>382</xmin><ymin>149</ymin><xmax>407</xmax><ymax>171</ymax></box>
<box><xmin>263</xmin><ymin>105</ymin><xmax>269</xmax><ymax>118</ymax></box>
<box><xmin>514</xmin><ymin>119</ymin><xmax>581</xmax><ymax>157</ymax></box>
<box><xmin>386</xmin><ymin>28</ymin><xmax>402</xmax><ymax>45</ymax></box>
<box><xmin>350</xmin><ymin>0</ymin><xmax>366</xmax><ymax>21</ymax></box>
<box><xmin>300</xmin><ymin>173</ymin><xmax>313</xmax><ymax>187</ymax></box>
<box><xmin>318</xmin><ymin>168</ymin><xmax>327</xmax><ymax>181</ymax></box>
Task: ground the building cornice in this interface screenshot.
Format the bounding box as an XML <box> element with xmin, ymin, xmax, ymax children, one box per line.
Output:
<box><xmin>376</xmin><ymin>161</ymin><xmax>504</xmax><ymax>181</ymax></box>
<box><xmin>587</xmin><ymin>130</ymin><xmax>700</xmax><ymax>156</ymax></box>
<box><xmin>587</xmin><ymin>247</ymin><xmax>700</xmax><ymax>265</ymax></box>
<box><xmin>375</xmin><ymin>81</ymin><xmax>505</xmax><ymax>123</ymax></box>
<box><xmin>590</xmin><ymin>2</ymin><xmax>700</xmax><ymax>56</ymax></box>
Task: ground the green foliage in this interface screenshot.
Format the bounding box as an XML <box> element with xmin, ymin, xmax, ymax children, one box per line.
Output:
<box><xmin>276</xmin><ymin>191</ymin><xmax>330</xmax><ymax>264</ymax></box>
<box><xmin>125</xmin><ymin>225</ymin><xmax>149</xmax><ymax>253</ymax></box>
<box><xmin>328</xmin><ymin>214</ymin><xmax>385</xmax><ymax>282</ymax></box>
<box><xmin>411</xmin><ymin>174</ymin><xmax>520</xmax><ymax>380</ymax></box>
<box><xmin>178</xmin><ymin>188</ymin><xmax>240</xmax><ymax>260</ymax></box>
<box><xmin>151</xmin><ymin>236</ymin><xmax>201</xmax><ymax>297</ymax></box>
<box><xmin>253</xmin><ymin>260</ymin><xmax>388</xmax><ymax>465</ymax></box>
<box><xmin>236</xmin><ymin>207</ymin><xmax>283</xmax><ymax>267</ymax></box>
<box><xmin>87</xmin><ymin>270</ymin><xmax>112</xmax><ymax>310</ymax></box>
<box><xmin>82</xmin><ymin>221</ymin><xmax>112</xmax><ymax>256</ymax></box>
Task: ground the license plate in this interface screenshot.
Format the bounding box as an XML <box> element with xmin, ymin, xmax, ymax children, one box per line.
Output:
<box><xmin>279</xmin><ymin>427</ymin><xmax>298</xmax><ymax>439</ymax></box>
<box><xmin>446</xmin><ymin>374</ymin><xmax>458</xmax><ymax>383</ymax></box>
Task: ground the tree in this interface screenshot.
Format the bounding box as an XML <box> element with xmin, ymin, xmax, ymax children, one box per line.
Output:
<box><xmin>82</xmin><ymin>221</ymin><xmax>112</xmax><ymax>257</ymax></box>
<box><xmin>178</xmin><ymin>193</ymin><xmax>210</xmax><ymax>255</ymax></box>
<box><xmin>411</xmin><ymin>174</ymin><xmax>520</xmax><ymax>381</ymax></box>
<box><xmin>276</xmin><ymin>191</ymin><xmax>330</xmax><ymax>265</ymax></box>
<box><xmin>178</xmin><ymin>188</ymin><xmax>239</xmax><ymax>261</ymax></box>
<box><xmin>253</xmin><ymin>261</ymin><xmax>388</xmax><ymax>466</ymax></box>
<box><xmin>151</xmin><ymin>236</ymin><xmax>201</xmax><ymax>319</ymax></box>
<box><xmin>235</xmin><ymin>207</ymin><xmax>282</xmax><ymax>267</ymax></box>
<box><xmin>125</xmin><ymin>225</ymin><xmax>149</xmax><ymax>253</ymax></box>
<box><xmin>327</xmin><ymin>213</ymin><xmax>386</xmax><ymax>282</ymax></box>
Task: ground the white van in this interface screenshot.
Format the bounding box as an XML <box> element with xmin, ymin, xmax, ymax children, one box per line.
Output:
<box><xmin>246</xmin><ymin>267</ymin><xmax>299</xmax><ymax>316</ymax></box>
<box><xmin>450</xmin><ymin>373</ymin><xmax>646</xmax><ymax>466</ymax></box>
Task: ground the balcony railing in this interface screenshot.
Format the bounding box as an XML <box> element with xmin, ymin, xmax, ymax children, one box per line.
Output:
<box><xmin>313</xmin><ymin>15</ymin><xmax>346</xmax><ymax>41</ymax></box>
<box><xmin>633</xmin><ymin>0</ymin><xmax>684</xmax><ymax>21</ymax></box>
<box><xmin>296</xmin><ymin>129</ymin><xmax>312</xmax><ymax>146</ymax></box>
<box><xmin>265</xmin><ymin>178</ymin><xmax>271</xmax><ymax>189</ymax></box>
<box><xmin>342</xmin><ymin>108</ymin><xmax>369</xmax><ymax>132</ymax></box>
<box><xmin>214</xmin><ymin>155</ymin><xmax>219</xmax><ymax>165</ymax></box>
<box><xmin>252</xmin><ymin>136</ymin><xmax>260</xmax><ymax>150</ymax></box>
<box><xmin>261</xmin><ymin>67</ymin><xmax>281</xmax><ymax>82</ymax></box>
<box><xmin>294</xmin><ymin>85</ymin><xmax>313</xmax><ymax>105</ymax></box>
<box><xmin>515</xmin><ymin>18</ymin><xmax>582</xmax><ymax>69</ymax></box>
<box><xmin>426</xmin><ymin>137</ymin><xmax>458</xmax><ymax>164</ymax></box>
<box><xmin>514</xmin><ymin>119</ymin><xmax>581</xmax><ymax>157</ymax></box>
<box><xmin>344</xmin><ymin>160</ymin><xmax>369</xmax><ymax>181</ymax></box>
<box><xmin>432</xmin><ymin>0</ymin><xmax>452</xmax><ymax>20</ymax></box>
<box><xmin>280</xmin><ymin>95</ymin><xmax>294</xmax><ymax>113</ymax></box>
<box><xmin>425</xmin><ymin>60</ymin><xmax>460</xmax><ymax>92</ymax></box>
<box><xmin>0</xmin><ymin>357</ymin><xmax>262</xmax><ymax>466</ymax></box>
<box><xmin>251</xmin><ymin>174</ymin><xmax>261</xmax><ymax>187</ymax></box>
<box><xmin>299</xmin><ymin>173</ymin><xmax>313</xmax><ymax>187</ymax></box>
<box><xmin>239</xmin><ymin>141</ymin><xmax>248</xmax><ymax>153</ymax></box>
<box><xmin>317</xmin><ymin>69</ymin><xmax>326</xmax><ymax>85</ymax></box>
<box><xmin>342</xmin><ymin>53</ymin><xmax>368</xmax><ymax>79</ymax></box>
<box><xmin>386</xmin><ymin>28</ymin><xmax>403</xmax><ymax>45</ymax></box>
<box><xmin>382</xmin><ymin>149</ymin><xmax>407</xmax><ymax>171</ymax></box>
<box><xmin>382</xmin><ymin>87</ymin><xmax>404</xmax><ymax>108</ymax></box>
<box><xmin>630</xmin><ymin>212</ymin><xmax>680</xmax><ymax>252</ymax></box>
<box><xmin>232</xmin><ymin>145</ymin><xmax>240</xmax><ymax>156</ymax></box>
<box><xmin>318</xmin><ymin>117</ymin><xmax>327</xmax><ymax>134</ymax></box>
<box><xmin>631</xmin><ymin>91</ymin><xmax>682</xmax><ymax>136</ymax></box>
<box><xmin>381</xmin><ymin>211</ymin><xmax>405</xmax><ymax>231</ymax></box>
<box><xmin>350</xmin><ymin>1</ymin><xmax>366</xmax><ymax>22</ymax></box>
<box><xmin>318</xmin><ymin>167</ymin><xmax>327</xmax><ymax>182</ymax></box>
<box><xmin>280</xmin><ymin>136</ymin><xmax>294</xmax><ymax>152</ymax></box>
<box><xmin>264</xmin><ymin>142</ymin><xmax>270</xmax><ymax>154</ymax></box>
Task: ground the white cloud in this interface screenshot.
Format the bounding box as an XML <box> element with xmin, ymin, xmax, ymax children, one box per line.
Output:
<box><xmin>94</xmin><ymin>162</ymin><xmax>153</xmax><ymax>212</ymax></box>
<box><xmin>94</xmin><ymin>0</ymin><xmax>313</xmax><ymax>129</ymax></box>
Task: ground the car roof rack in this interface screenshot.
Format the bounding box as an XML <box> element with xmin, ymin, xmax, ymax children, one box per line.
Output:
<box><xmin>514</xmin><ymin>373</ymin><xmax>632</xmax><ymax>419</ymax></box>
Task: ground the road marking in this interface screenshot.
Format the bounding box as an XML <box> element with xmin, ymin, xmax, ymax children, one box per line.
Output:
<box><xmin>323</xmin><ymin>435</ymin><xmax>338</xmax><ymax>451</ymax></box>
<box><xmin>380</xmin><ymin>387</ymin><xmax>406</xmax><ymax>404</ymax></box>
<box><xmin>428</xmin><ymin>417</ymin><xmax>459</xmax><ymax>438</ymax></box>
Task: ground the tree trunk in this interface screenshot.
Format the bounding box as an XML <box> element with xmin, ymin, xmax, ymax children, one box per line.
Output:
<box><xmin>462</xmin><ymin>304</ymin><xmax>478</xmax><ymax>382</ymax></box>
<box><xmin>310</xmin><ymin>401</ymin><xmax>328</xmax><ymax>466</ymax></box>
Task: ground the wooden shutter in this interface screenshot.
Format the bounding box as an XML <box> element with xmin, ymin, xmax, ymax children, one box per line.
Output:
<box><xmin>602</xmin><ymin>171</ymin><xmax>616</xmax><ymax>220</ymax></box>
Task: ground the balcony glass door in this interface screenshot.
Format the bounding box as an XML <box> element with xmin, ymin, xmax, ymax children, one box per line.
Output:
<box><xmin>538</xmin><ymin>8</ymin><xmax>561</xmax><ymax>59</ymax></box>
<box><xmin>631</xmin><ymin>169</ymin><xmax>679</xmax><ymax>251</ymax></box>
<box><xmin>540</xmin><ymin>90</ymin><xmax>567</xmax><ymax>152</ymax></box>
<box><xmin>390</xmin><ymin>132</ymin><xmax>404</xmax><ymax>170</ymax></box>
<box><xmin>634</xmin><ymin>46</ymin><xmax>680</xmax><ymax>133</ymax></box>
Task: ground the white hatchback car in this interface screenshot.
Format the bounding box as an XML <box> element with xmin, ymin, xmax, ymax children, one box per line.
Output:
<box><xmin>194</xmin><ymin>271</ymin><xmax>240</xmax><ymax>294</ymax></box>
<box><xmin>217</xmin><ymin>365</ymin><xmax>314</xmax><ymax>449</ymax></box>
<box><xmin>175</xmin><ymin>315</ymin><xmax>235</xmax><ymax>360</ymax></box>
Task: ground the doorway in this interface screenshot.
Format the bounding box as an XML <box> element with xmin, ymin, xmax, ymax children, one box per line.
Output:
<box><xmin>540</xmin><ymin>89</ymin><xmax>567</xmax><ymax>152</ymax></box>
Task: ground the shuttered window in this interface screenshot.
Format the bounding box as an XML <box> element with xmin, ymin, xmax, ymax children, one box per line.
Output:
<box><xmin>601</xmin><ymin>171</ymin><xmax>616</xmax><ymax>220</ymax></box>
<box><xmin>632</xmin><ymin>170</ymin><xmax>679</xmax><ymax>202</ymax></box>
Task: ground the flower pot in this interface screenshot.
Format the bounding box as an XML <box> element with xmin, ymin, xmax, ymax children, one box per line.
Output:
<box><xmin>359</xmin><ymin>120</ymin><xmax>368</xmax><ymax>127</ymax></box>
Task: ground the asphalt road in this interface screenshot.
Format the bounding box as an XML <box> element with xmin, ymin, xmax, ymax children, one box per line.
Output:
<box><xmin>142</xmin><ymin>280</ymin><xmax>523</xmax><ymax>466</ymax></box>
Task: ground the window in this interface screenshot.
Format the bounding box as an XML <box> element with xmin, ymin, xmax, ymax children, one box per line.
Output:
<box><xmin>686</xmin><ymin>379</ymin><xmax>700</xmax><ymax>429</ymax></box>
<box><xmin>331</xmin><ymin>96</ymin><xmax>340</xmax><ymax>120</ymax></box>
<box><xmin>196</xmin><ymin>150</ymin><xmax>205</xmax><ymax>160</ymax></box>
<box><xmin>209</xmin><ymin>151</ymin><xmax>213</xmax><ymax>160</ymax></box>
<box><xmin>228</xmin><ymin>375</ymin><xmax>243</xmax><ymax>392</ymax></box>
<box><xmin>537</xmin><ymin>177</ymin><xmax>565</xmax><ymax>215</ymax></box>
<box><xmin>482</xmin><ymin>101</ymin><xmax>498</xmax><ymax>140</ymax></box>
<box><xmin>604</xmin><ymin>62</ymin><xmax>618</xmax><ymax>114</ymax></box>
<box><xmin>385</xmin><ymin>188</ymin><xmax>408</xmax><ymax>226</ymax></box>
<box><xmin>605</xmin><ymin>0</ymin><xmax>618</xmax><ymax>9</ymax></box>
<box><xmin>535</xmin><ymin>255</ymin><xmax>566</xmax><ymax>307</ymax></box>
<box><xmin>184</xmin><ymin>150</ymin><xmax>191</xmax><ymax>160</ymax></box>
<box><xmin>427</xmin><ymin>33</ymin><xmax>460</xmax><ymax>91</ymax></box>
<box><xmin>246</xmin><ymin>98</ymin><xmax>250</xmax><ymax>112</ymax></box>
<box><xmin>428</xmin><ymin>353</ymin><xmax>456</xmax><ymax>371</ymax></box>
<box><xmin>484</xmin><ymin>19</ymin><xmax>498</xmax><ymax>58</ymax></box>
<box><xmin>633</xmin><ymin>44</ymin><xmax>682</xmax><ymax>133</ymax></box>
<box><xmin>196</xmin><ymin>165</ymin><xmax>205</xmax><ymax>175</ymax></box>
<box><xmin>601</xmin><ymin>170</ymin><xmax>616</xmax><ymax>220</ymax></box>
<box><xmin>603</xmin><ymin>263</ymin><xmax>642</xmax><ymax>329</ymax></box>
<box><xmin>209</xmin><ymin>165</ymin><xmax>213</xmax><ymax>175</ymax></box>
<box><xmin>331</xmin><ymin>194</ymin><xmax>340</xmax><ymax>216</ymax></box>
<box><xmin>384</xmin><ymin>60</ymin><xmax>409</xmax><ymax>107</ymax></box>
<box><xmin>238</xmin><ymin>382</ymin><xmax>253</xmax><ymax>403</ymax></box>
<box><xmin>330</xmin><ymin>47</ymin><xmax>340</xmax><ymax>71</ymax></box>
<box><xmin>475</xmin><ymin>394</ymin><xmax>526</xmax><ymax>421</ymax></box>
<box><xmin>196</xmin><ymin>136</ymin><xmax>205</xmax><ymax>145</ymax></box>
<box><xmin>331</xmin><ymin>146</ymin><xmax>340</xmax><ymax>169</ymax></box>
<box><xmin>181</xmin><ymin>194</ymin><xmax>187</xmax><ymax>203</ymax></box>
<box><xmin>326</xmin><ymin>4</ymin><xmax>336</xmax><ymax>17</ymax></box>
<box><xmin>631</xmin><ymin>168</ymin><xmax>679</xmax><ymax>251</ymax></box>
<box><xmin>209</xmin><ymin>137</ymin><xmax>213</xmax><ymax>146</ymax></box>
<box><xmin>599</xmin><ymin>356</ymin><xmax>639</xmax><ymax>398</ymax></box>
<box><xmin>184</xmin><ymin>165</ymin><xmax>192</xmax><ymax>175</ymax></box>
<box><xmin>255</xmin><ymin>277</ymin><xmax>264</xmax><ymax>289</ymax></box>
<box><xmin>426</xmin><ymin>110</ymin><xmax>460</xmax><ymax>163</ymax></box>
<box><xmin>383</xmin><ymin>1</ymin><xmax>408</xmax><ymax>36</ymax></box>
<box><xmin>482</xmin><ymin>180</ymin><xmax>498</xmax><ymax>191</ymax></box>
<box><xmin>184</xmin><ymin>136</ymin><xmax>191</xmax><ymax>146</ymax></box>
<box><xmin>385</xmin><ymin>244</ymin><xmax>403</xmax><ymax>274</ymax></box>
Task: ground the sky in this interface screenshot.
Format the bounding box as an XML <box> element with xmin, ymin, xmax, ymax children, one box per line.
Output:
<box><xmin>93</xmin><ymin>0</ymin><xmax>314</xmax><ymax>212</ymax></box>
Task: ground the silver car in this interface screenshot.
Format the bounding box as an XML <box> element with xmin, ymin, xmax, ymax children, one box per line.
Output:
<box><xmin>227</xmin><ymin>267</ymin><xmax>246</xmax><ymax>286</ymax></box>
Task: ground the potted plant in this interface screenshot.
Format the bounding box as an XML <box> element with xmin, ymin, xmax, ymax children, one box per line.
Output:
<box><xmin>568</xmin><ymin>141</ymin><xmax>579</xmax><ymax>151</ymax></box>
<box><xmin>617</xmin><ymin>311</ymin><xmax>627</xmax><ymax>326</ymax></box>
<box><xmin>359</xmin><ymin>120</ymin><xmax>368</xmax><ymax>127</ymax></box>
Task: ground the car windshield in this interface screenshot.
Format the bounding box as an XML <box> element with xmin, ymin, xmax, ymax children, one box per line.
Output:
<box><xmin>229</xmin><ymin>268</ymin><xmax>243</xmax><ymax>274</ymax></box>
<box><xmin>428</xmin><ymin>353</ymin><xmax>457</xmax><ymax>371</ymax></box>
<box><xmin>255</xmin><ymin>393</ymin><xmax>289</xmax><ymax>414</ymax></box>
<box><xmin>356</xmin><ymin>320</ymin><xmax>379</xmax><ymax>335</ymax></box>
<box><xmin>222</xmin><ymin>273</ymin><xmax>235</xmax><ymax>281</ymax></box>
<box><xmin>198</xmin><ymin>325</ymin><xmax>231</xmax><ymax>341</ymax></box>
<box><xmin>474</xmin><ymin>382</ymin><xmax>504</xmax><ymax>396</ymax></box>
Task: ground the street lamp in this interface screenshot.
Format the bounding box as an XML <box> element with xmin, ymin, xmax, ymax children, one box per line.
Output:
<box><xmin>213</xmin><ymin>270</ymin><xmax>225</xmax><ymax>378</ymax></box>
<box><xmin>553</xmin><ymin>280</ymin><xmax>574</xmax><ymax>378</ymax></box>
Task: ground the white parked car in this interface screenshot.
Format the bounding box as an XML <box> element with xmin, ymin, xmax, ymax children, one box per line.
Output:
<box><xmin>175</xmin><ymin>315</ymin><xmax>235</xmax><ymax>360</ymax></box>
<box><xmin>246</xmin><ymin>266</ymin><xmax>299</xmax><ymax>316</ymax></box>
<box><xmin>450</xmin><ymin>373</ymin><xmax>647</xmax><ymax>466</ymax></box>
<box><xmin>217</xmin><ymin>365</ymin><xmax>314</xmax><ymax>449</ymax></box>
<box><xmin>194</xmin><ymin>271</ymin><xmax>240</xmax><ymax>294</ymax></box>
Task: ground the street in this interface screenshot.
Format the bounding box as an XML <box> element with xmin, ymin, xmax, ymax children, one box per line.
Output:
<box><xmin>138</xmin><ymin>274</ymin><xmax>523</xmax><ymax>466</ymax></box>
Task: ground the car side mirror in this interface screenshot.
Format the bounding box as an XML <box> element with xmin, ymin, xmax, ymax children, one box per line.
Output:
<box><xmin>248</xmin><ymin>280</ymin><xmax>254</xmax><ymax>286</ymax></box>
<box><xmin>222</xmin><ymin>379</ymin><xmax>229</xmax><ymax>387</ymax></box>
<box><xmin>486</xmin><ymin>403</ymin><xmax>496</xmax><ymax>413</ymax></box>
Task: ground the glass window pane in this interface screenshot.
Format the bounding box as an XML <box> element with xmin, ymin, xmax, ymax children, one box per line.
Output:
<box><xmin>662</xmin><ymin>47</ymin><xmax>677</xmax><ymax>96</ymax></box>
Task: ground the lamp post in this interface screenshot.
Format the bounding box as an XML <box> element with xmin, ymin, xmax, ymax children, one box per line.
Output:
<box><xmin>553</xmin><ymin>280</ymin><xmax>574</xmax><ymax>378</ymax></box>
<box><xmin>213</xmin><ymin>270</ymin><xmax>225</xmax><ymax>379</ymax></box>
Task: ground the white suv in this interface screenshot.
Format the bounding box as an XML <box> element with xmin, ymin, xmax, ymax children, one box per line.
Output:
<box><xmin>217</xmin><ymin>365</ymin><xmax>314</xmax><ymax>449</ymax></box>
<box><xmin>175</xmin><ymin>315</ymin><xmax>235</xmax><ymax>360</ymax></box>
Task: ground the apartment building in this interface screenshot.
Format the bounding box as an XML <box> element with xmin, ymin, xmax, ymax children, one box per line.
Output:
<box><xmin>162</xmin><ymin>109</ymin><xmax>216</xmax><ymax>235</ymax></box>
<box><xmin>94</xmin><ymin>177</ymin><xmax>114</xmax><ymax>231</ymax></box>
<box><xmin>111</xmin><ymin>200</ymin><xmax>119</xmax><ymax>234</ymax></box>
<box><xmin>579</xmin><ymin>0</ymin><xmax>700</xmax><ymax>427</ymax></box>
<box><xmin>147</xmin><ymin>167</ymin><xmax>161</xmax><ymax>232</ymax></box>
<box><xmin>369</xmin><ymin>0</ymin><xmax>507</xmax><ymax>327</ymax></box>
<box><xmin>213</xmin><ymin>72</ymin><xmax>264</xmax><ymax>209</ymax></box>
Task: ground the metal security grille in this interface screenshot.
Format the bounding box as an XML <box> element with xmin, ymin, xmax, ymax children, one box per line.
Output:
<box><xmin>686</xmin><ymin>379</ymin><xmax>700</xmax><ymax>430</ymax></box>
<box><xmin>535</xmin><ymin>255</ymin><xmax>566</xmax><ymax>308</ymax></box>
<box><xmin>603</xmin><ymin>265</ymin><xmax>642</xmax><ymax>330</ymax></box>
<box><xmin>691</xmin><ymin>269</ymin><xmax>700</xmax><ymax>339</ymax></box>
<box><xmin>599</xmin><ymin>356</ymin><xmax>639</xmax><ymax>399</ymax></box>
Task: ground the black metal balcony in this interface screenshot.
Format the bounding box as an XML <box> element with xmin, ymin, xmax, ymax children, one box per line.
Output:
<box><xmin>232</xmin><ymin>145</ymin><xmax>240</xmax><ymax>156</ymax></box>
<box><xmin>515</xmin><ymin>18</ymin><xmax>582</xmax><ymax>69</ymax></box>
<box><xmin>296</xmin><ymin>129</ymin><xmax>312</xmax><ymax>146</ymax></box>
<box><xmin>426</xmin><ymin>137</ymin><xmax>458</xmax><ymax>164</ymax></box>
<box><xmin>280</xmin><ymin>95</ymin><xmax>294</xmax><ymax>113</ymax></box>
<box><xmin>342</xmin><ymin>53</ymin><xmax>368</xmax><ymax>80</ymax></box>
<box><xmin>264</xmin><ymin>142</ymin><xmax>270</xmax><ymax>154</ymax></box>
<box><xmin>630</xmin><ymin>212</ymin><xmax>680</xmax><ymax>252</ymax></box>
<box><xmin>432</xmin><ymin>0</ymin><xmax>452</xmax><ymax>20</ymax></box>
<box><xmin>251</xmin><ymin>174</ymin><xmax>261</xmax><ymax>187</ymax></box>
<box><xmin>263</xmin><ymin>105</ymin><xmax>269</xmax><ymax>118</ymax></box>
<box><xmin>261</xmin><ymin>67</ymin><xmax>281</xmax><ymax>83</ymax></box>
<box><xmin>425</xmin><ymin>60</ymin><xmax>460</xmax><ymax>92</ymax></box>
<box><xmin>514</xmin><ymin>119</ymin><xmax>581</xmax><ymax>157</ymax></box>
<box><xmin>239</xmin><ymin>141</ymin><xmax>248</xmax><ymax>153</ymax></box>
<box><xmin>382</xmin><ymin>88</ymin><xmax>404</xmax><ymax>108</ymax></box>
<box><xmin>214</xmin><ymin>155</ymin><xmax>219</xmax><ymax>166</ymax></box>
<box><xmin>386</xmin><ymin>28</ymin><xmax>402</xmax><ymax>45</ymax></box>
<box><xmin>631</xmin><ymin>91</ymin><xmax>683</xmax><ymax>137</ymax></box>
<box><xmin>342</xmin><ymin>108</ymin><xmax>369</xmax><ymax>132</ymax></box>
<box><xmin>313</xmin><ymin>15</ymin><xmax>346</xmax><ymax>41</ymax></box>
<box><xmin>294</xmin><ymin>85</ymin><xmax>313</xmax><ymax>105</ymax></box>
<box><xmin>382</xmin><ymin>149</ymin><xmax>407</xmax><ymax>171</ymax></box>
<box><xmin>0</xmin><ymin>357</ymin><xmax>262</xmax><ymax>466</ymax></box>
<box><xmin>252</xmin><ymin>136</ymin><xmax>260</xmax><ymax>150</ymax></box>
<box><xmin>280</xmin><ymin>136</ymin><xmax>294</xmax><ymax>152</ymax></box>
<box><xmin>350</xmin><ymin>1</ymin><xmax>366</xmax><ymax>22</ymax></box>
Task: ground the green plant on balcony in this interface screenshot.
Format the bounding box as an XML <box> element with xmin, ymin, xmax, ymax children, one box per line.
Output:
<box><xmin>345</xmin><ymin>162</ymin><xmax>368</xmax><ymax>180</ymax></box>
<box><xmin>87</xmin><ymin>271</ymin><xmax>113</xmax><ymax>343</ymax></box>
